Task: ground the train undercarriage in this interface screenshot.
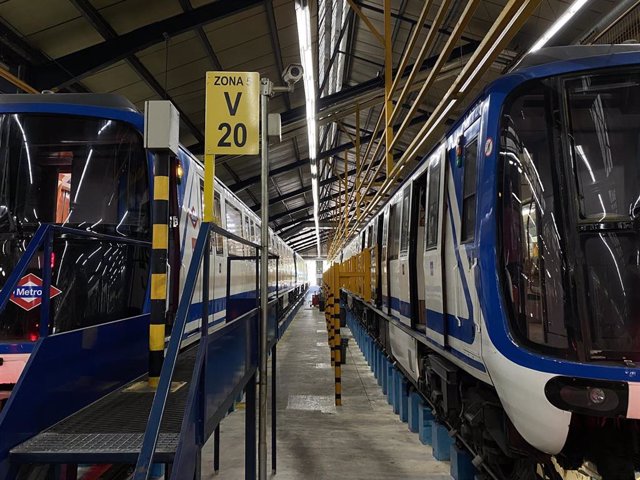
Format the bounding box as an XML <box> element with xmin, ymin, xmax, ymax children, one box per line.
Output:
<box><xmin>344</xmin><ymin>293</ymin><xmax>640</xmax><ymax>480</ymax></box>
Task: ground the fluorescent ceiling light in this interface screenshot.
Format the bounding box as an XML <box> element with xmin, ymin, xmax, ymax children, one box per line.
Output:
<box><xmin>529</xmin><ymin>0</ymin><xmax>591</xmax><ymax>53</ymax></box>
<box><xmin>296</xmin><ymin>0</ymin><xmax>321</xmax><ymax>255</ymax></box>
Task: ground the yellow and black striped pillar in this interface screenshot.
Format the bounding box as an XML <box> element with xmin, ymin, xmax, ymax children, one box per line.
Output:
<box><xmin>149</xmin><ymin>153</ymin><xmax>170</xmax><ymax>388</ymax></box>
<box><xmin>333</xmin><ymin>266</ymin><xmax>342</xmax><ymax>406</ymax></box>
<box><xmin>327</xmin><ymin>283</ymin><xmax>335</xmax><ymax>367</ymax></box>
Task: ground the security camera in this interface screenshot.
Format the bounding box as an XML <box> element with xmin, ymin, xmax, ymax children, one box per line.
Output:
<box><xmin>282</xmin><ymin>64</ymin><xmax>304</xmax><ymax>85</ymax></box>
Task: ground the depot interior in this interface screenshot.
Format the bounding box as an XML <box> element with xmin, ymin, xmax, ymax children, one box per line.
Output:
<box><xmin>0</xmin><ymin>1</ymin><xmax>639</xmax><ymax>480</ymax></box>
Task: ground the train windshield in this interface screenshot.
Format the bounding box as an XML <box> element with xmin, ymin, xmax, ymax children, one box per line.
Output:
<box><xmin>0</xmin><ymin>115</ymin><xmax>150</xmax><ymax>343</ymax></box>
<box><xmin>500</xmin><ymin>69</ymin><xmax>640</xmax><ymax>362</ymax></box>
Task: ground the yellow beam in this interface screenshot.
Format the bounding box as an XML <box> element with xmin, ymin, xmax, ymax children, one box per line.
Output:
<box><xmin>0</xmin><ymin>68</ymin><xmax>37</xmax><ymax>94</ymax></box>
<box><xmin>345</xmin><ymin>0</ymin><xmax>385</xmax><ymax>46</ymax></box>
<box><xmin>331</xmin><ymin>0</ymin><xmax>542</xmax><ymax>259</ymax></box>
<box><xmin>389</xmin><ymin>0</ymin><xmax>452</xmax><ymax>126</ymax></box>
<box><xmin>384</xmin><ymin>0</ymin><xmax>393</xmax><ymax>175</ymax></box>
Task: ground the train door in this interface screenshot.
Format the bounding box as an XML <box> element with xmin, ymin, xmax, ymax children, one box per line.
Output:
<box><xmin>381</xmin><ymin>206</ymin><xmax>390</xmax><ymax>312</ymax></box>
<box><xmin>375</xmin><ymin>214</ymin><xmax>383</xmax><ymax>307</ymax></box>
<box><xmin>423</xmin><ymin>148</ymin><xmax>447</xmax><ymax>346</ymax></box>
<box><xmin>387</xmin><ymin>197</ymin><xmax>402</xmax><ymax>319</ymax></box>
<box><xmin>396</xmin><ymin>187</ymin><xmax>411</xmax><ymax>326</ymax></box>
<box><xmin>441</xmin><ymin>122</ymin><xmax>481</xmax><ymax>353</ymax></box>
<box><xmin>410</xmin><ymin>174</ymin><xmax>427</xmax><ymax>332</ymax></box>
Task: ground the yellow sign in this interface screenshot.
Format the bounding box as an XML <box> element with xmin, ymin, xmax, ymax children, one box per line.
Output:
<box><xmin>205</xmin><ymin>71</ymin><xmax>260</xmax><ymax>155</ymax></box>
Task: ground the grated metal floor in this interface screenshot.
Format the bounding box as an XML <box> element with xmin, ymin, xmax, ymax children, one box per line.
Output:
<box><xmin>10</xmin><ymin>347</ymin><xmax>197</xmax><ymax>464</ymax></box>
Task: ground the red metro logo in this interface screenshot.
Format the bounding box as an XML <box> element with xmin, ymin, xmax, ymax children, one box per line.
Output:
<box><xmin>10</xmin><ymin>274</ymin><xmax>62</xmax><ymax>311</ymax></box>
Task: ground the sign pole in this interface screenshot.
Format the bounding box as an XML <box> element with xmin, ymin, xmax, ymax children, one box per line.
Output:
<box><xmin>258</xmin><ymin>77</ymin><xmax>270</xmax><ymax>480</ymax></box>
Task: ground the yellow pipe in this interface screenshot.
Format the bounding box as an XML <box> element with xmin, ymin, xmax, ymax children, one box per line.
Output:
<box><xmin>389</xmin><ymin>0</ymin><xmax>453</xmax><ymax>126</ymax></box>
<box><xmin>384</xmin><ymin>0</ymin><xmax>393</xmax><ymax>175</ymax></box>
<box><xmin>331</xmin><ymin>0</ymin><xmax>543</xmax><ymax>259</ymax></box>
<box><xmin>389</xmin><ymin>0</ymin><xmax>481</xmax><ymax>153</ymax></box>
<box><xmin>345</xmin><ymin>0</ymin><xmax>385</xmax><ymax>46</ymax></box>
<box><xmin>0</xmin><ymin>68</ymin><xmax>38</xmax><ymax>94</ymax></box>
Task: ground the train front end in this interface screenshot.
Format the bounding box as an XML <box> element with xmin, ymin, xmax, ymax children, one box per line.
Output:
<box><xmin>0</xmin><ymin>94</ymin><xmax>151</xmax><ymax>403</ymax></box>
<box><xmin>481</xmin><ymin>46</ymin><xmax>640</xmax><ymax>477</ymax></box>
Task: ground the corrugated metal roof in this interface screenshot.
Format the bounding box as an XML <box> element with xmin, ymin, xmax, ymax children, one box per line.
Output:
<box><xmin>0</xmin><ymin>0</ymin><xmax>625</xmax><ymax>255</ymax></box>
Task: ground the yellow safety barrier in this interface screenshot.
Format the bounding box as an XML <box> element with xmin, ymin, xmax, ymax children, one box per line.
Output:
<box><xmin>321</xmin><ymin>248</ymin><xmax>373</xmax><ymax>406</ymax></box>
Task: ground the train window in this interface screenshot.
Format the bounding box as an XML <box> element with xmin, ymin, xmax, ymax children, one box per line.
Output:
<box><xmin>388</xmin><ymin>202</ymin><xmax>400</xmax><ymax>260</ymax></box>
<box><xmin>226</xmin><ymin>202</ymin><xmax>243</xmax><ymax>256</ymax></box>
<box><xmin>367</xmin><ymin>225</ymin><xmax>373</xmax><ymax>248</ymax></box>
<box><xmin>213</xmin><ymin>192</ymin><xmax>224</xmax><ymax>255</ymax></box>
<box><xmin>564</xmin><ymin>70</ymin><xmax>640</xmax><ymax>357</ymax></box>
<box><xmin>0</xmin><ymin>115</ymin><xmax>151</xmax><ymax>338</ymax></box>
<box><xmin>426</xmin><ymin>156</ymin><xmax>441</xmax><ymax>250</ymax></box>
<box><xmin>400</xmin><ymin>187</ymin><xmax>411</xmax><ymax>255</ymax></box>
<box><xmin>461</xmin><ymin>138</ymin><xmax>478</xmax><ymax>243</ymax></box>
<box><xmin>500</xmin><ymin>80</ymin><xmax>570</xmax><ymax>355</ymax></box>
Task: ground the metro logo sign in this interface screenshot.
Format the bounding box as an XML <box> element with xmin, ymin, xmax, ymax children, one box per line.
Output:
<box><xmin>10</xmin><ymin>274</ymin><xmax>62</xmax><ymax>311</ymax></box>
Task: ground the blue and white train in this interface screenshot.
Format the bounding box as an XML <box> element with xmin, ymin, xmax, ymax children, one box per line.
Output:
<box><xmin>0</xmin><ymin>93</ymin><xmax>307</xmax><ymax>403</ymax></box>
<box><xmin>340</xmin><ymin>45</ymin><xmax>640</xmax><ymax>479</ymax></box>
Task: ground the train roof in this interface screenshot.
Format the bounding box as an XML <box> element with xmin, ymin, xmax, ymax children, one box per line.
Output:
<box><xmin>512</xmin><ymin>44</ymin><xmax>640</xmax><ymax>71</ymax></box>
<box><xmin>0</xmin><ymin>92</ymin><xmax>143</xmax><ymax>130</ymax></box>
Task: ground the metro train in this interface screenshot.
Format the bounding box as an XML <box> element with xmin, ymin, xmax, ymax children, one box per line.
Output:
<box><xmin>0</xmin><ymin>93</ymin><xmax>307</xmax><ymax>403</ymax></box>
<box><xmin>340</xmin><ymin>45</ymin><xmax>640</xmax><ymax>479</ymax></box>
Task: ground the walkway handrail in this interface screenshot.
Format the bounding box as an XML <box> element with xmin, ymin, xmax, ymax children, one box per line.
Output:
<box><xmin>0</xmin><ymin>225</ymin><xmax>151</xmax><ymax>315</ymax></box>
<box><xmin>133</xmin><ymin>222</ymin><xmax>212</xmax><ymax>480</ymax></box>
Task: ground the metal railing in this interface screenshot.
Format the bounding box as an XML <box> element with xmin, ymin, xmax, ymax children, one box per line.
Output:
<box><xmin>0</xmin><ymin>224</ymin><xmax>150</xmax><ymax>337</ymax></box>
<box><xmin>134</xmin><ymin>222</ymin><xmax>270</xmax><ymax>479</ymax></box>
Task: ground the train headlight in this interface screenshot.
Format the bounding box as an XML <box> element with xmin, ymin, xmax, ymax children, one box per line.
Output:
<box><xmin>589</xmin><ymin>387</ymin><xmax>606</xmax><ymax>405</ymax></box>
<box><xmin>545</xmin><ymin>376</ymin><xmax>628</xmax><ymax>417</ymax></box>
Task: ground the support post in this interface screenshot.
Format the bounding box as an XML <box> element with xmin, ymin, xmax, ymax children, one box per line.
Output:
<box><xmin>333</xmin><ymin>267</ymin><xmax>342</xmax><ymax>406</ymax></box>
<box><xmin>271</xmin><ymin>344</ymin><xmax>277</xmax><ymax>474</ymax></box>
<box><xmin>40</xmin><ymin>227</ymin><xmax>53</xmax><ymax>339</ymax></box>
<box><xmin>258</xmin><ymin>77</ymin><xmax>270</xmax><ymax>480</ymax></box>
<box><xmin>149</xmin><ymin>152</ymin><xmax>170</xmax><ymax>387</ymax></box>
<box><xmin>245</xmin><ymin>375</ymin><xmax>256</xmax><ymax>479</ymax></box>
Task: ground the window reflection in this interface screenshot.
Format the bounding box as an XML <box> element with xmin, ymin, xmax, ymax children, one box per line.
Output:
<box><xmin>500</xmin><ymin>82</ymin><xmax>570</xmax><ymax>354</ymax></box>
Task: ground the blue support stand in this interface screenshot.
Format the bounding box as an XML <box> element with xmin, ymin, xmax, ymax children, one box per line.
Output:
<box><xmin>432</xmin><ymin>422</ymin><xmax>452</xmax><ymax>461</ymax></box>
<box><xmin>392</xmin><ymin>369</ymin><xmax>401</xmax><ymax>415</ymax></box>
<box><xmin>407</xmin><ymin>391</ymin><xmax>421</xmax><ymax>433</ymax></box>
<box><xmin>386</xmin><ymin>363</ymin><xmax>395</xmax><ymax>406</ymax></box>
<box><xmin>418</xmin><ymin>402</ymin><xmax>434</xmax><ymax>445</ymax></box>
<box><xmin>381</xmin><ymin>357</ymin><xmax>388</xmax><ymax>395</ymax></box>
<box><xmin>376</xmin><ymin>350</ymin><xmax>383</xmax><ymax>387</ymax></box>
<box><xmin>373</xmin><ymin>347</ymin><xmax>378</xmax><ymax>379</ymax></box>
<box><xmin>450</xmin><ymin>443</ymin><xmax>477</xmax><ymax>480</ymax></box>
<box><xmin>398</xmin><ymin>377</ymin><xmax>409</xmax><ymax>423</ymax></box>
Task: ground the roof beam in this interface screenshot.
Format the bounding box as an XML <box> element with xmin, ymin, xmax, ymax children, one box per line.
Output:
<box><xmin>68</xmin><ymin>0</ymin><xmax>205</xmax><ymax>143</ymax></box>
<box><xmin>270</xmin><ymin>190</ymin><xmax>344</xmax><ymax>223</ymax></box>
<box><xmin>264</xmin><ymin>0</ymin><xmax>290</xmax><ymax>110</ymax></box>
<box><xmin>252</xmin><ymin>166</ymin><xmax>359</xmax><ymax>211</ymax></box>
<box><xmin>178</xmin><ymin>0</ymin><xmax>223</xmax><ymax>70</ymax></box>
<box><xmin>232</xmin><ymin>110</ymin><xmax>432</xmax><ymax>194</ymax></box>
<box><xmin>33</xmin><ymin>0</ymin><xmax>262</xmax><ymax>90</ymax></box>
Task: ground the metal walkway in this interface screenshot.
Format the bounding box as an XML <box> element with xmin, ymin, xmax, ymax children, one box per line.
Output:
<box><xmin>10</xmin><ymin>347</ymin><xmax>196</xmax><ymax>465</ymax></box>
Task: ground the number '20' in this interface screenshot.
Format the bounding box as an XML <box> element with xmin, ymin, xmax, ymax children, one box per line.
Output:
<box><xmin>218</xmin><ymin>123</ymin><xmax>247</xmax><ymax>147</ymax></box>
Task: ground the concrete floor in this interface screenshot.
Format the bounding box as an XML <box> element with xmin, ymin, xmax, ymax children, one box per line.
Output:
<box><xmin>203</xmin><ymin>299</ymin><xmax>451</xmax><ymax>480</ymax></box>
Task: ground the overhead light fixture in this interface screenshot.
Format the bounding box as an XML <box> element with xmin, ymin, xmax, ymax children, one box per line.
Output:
<box><xmin>295</xmin><ymin>0</ymin><xmax>321</xmax><ymax>255</ymax></box>
<box><xmin>528</xmin><ymin>0</ymin><xmax>591</xmax><ymax>53</ymax></box>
